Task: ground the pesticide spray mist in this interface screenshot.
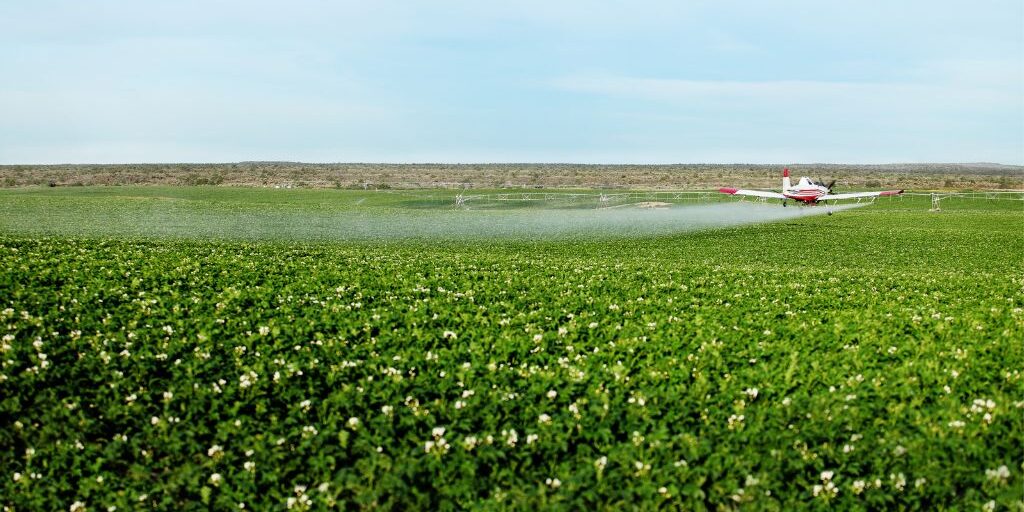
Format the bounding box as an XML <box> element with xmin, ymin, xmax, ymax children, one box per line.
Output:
<box><xmin>4</xmin><ymin>200</ymin><xmax>868</xmax><ymax>240</ymax></box>
<box><xmin>238</xmin><ymin>201</ymin><xmax>869</xmax><ymax>241</ymax></box>
<box><xmin>352</xmin><ymin>201</ymin><xmax>869</xmax><ymax>241</ymax></box>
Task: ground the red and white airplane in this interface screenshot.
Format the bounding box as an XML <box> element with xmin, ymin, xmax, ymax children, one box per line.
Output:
<box><xmin>719</xmin><ymin>168</ymin><xmax>903</xmax><ymax>213</ymax></box>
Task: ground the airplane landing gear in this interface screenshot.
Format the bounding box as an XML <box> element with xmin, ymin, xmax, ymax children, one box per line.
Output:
<box><xmin>783</xmin><ymin>200</ymin><xmax>787</xmax><ymax>207</ymax></box>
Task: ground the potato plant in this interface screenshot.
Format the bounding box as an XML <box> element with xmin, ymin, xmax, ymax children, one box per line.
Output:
<box><xmin>1</xmin><ymin>197</ymin><xmax>1022</xmax><ymax>510</ymax></box>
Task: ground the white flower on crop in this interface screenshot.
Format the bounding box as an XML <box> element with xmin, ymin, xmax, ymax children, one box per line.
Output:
<box><xmin>782</xmin><ymin>397</ymin><xmax>792</xmax><ymax>406</ymax></box>
<box><xmin>546</xmin><ymin>390</ymin><xmax>557</xmax><ymax>399</ymax></box>
<box><xmin>727</xmin><ymin>414</ymin><xmax>744</xmax><ymax>430</ymax></box>
<box><xmin>258</xmin><ymin>326</ymin><xmax>270</xmax><ymax>336</ymax></box>
<box><xmin>381</xmin><ymin>405</ymin><xmax>394</xmax><ymax>417</ymax></box>
<box><xmin>207</xmin><ymin>445</ymin><xmax>223</xmax><ymax>458</ymax></box>
<box><xmin>443</xmin><ymin>330</ymin><xmax>457</xmax><ymax>340</ymax></box>
<box><xmin>462</xmin><ymin>436</ymin><xmax>479</xmax><ymax>450</ymax></box>
<box><xmin>526</xmin><ymin>434</ymin><xmax>538</xmax><ymax>445</ymax></box>
<box><xmin>244</xmin><ymin>461</ymin><xmax>256</xmax><ymax>472</ymax></box>
<box><xmin>633</xmin><ymin>461</ymin><xmax>651</xmax><ymax>476</ymax></box>
<box><xmin>537</xmin><ymin>414</ymin><xmax>552</xmax><ymax>425</ymax></box>
<box><xmin>239</xmin><ymin>371</ymin><xmax>258</xmax><ymax>389</ymax></box>
<box><xmin>454</xmin><ymin>400</ymin><xmax>466</xmax><ymax>409</ymax></box>
<box><xmin>568</xmin><ymin>403</ymin><xmax>580</xmax><ymax>416</ymax></box>
<box><xmin>628</xmin><ymin>394</ymin><xmax>646</xmax><ymax>406</ymax></box>
<box><xmin>843</xmin><ymin>444</ymin><xmax>854</xmax><ymax>453</ymax></box>
<box><xmin>299</xmin><ymin>400</ymin><xmax>311</xmax><ymax>412</ymax></box>
<box><xmin>302</xmin><ymin>425</ymin><xmax>318</xmax><ymax>438</ymax></box>
<box><xmin>209</xmin><ymin>473</ymin><xmax>222</xmax><ymax>486</ymax></box>
<box><xmin>425</xmin><ymin>438</ymin><xmax>450</xmax><ymax>454</ymax></box>
<box><xmin>948</xmin><ymin>420</ymin><xmax>965</xmax><ymax>429</ymax></box>
<box><xmin>533</xmin><ymin>334</ymin><xmax>543</xmax><ymax>342</ymax></box>
<box><xmin>809</xmin><ymin>471</ymin><xmax>839</xmax><ymax>498</ymax></box>
<box><xmin>150</xmin><ymin>416</ymin><xmax>160</xmax><ymax>426</ymax></box>
<box><xmin>432</xmin><ymin>427</ymin><xmax>446</xmax><ymax>438</ymax></box>
<box><xmin>503</xmin><ymin>429</ymin><xmax>518</xmax><ymax>447</ymax></box>
<box><xmin>893</xmin><ymin>445</ymin><xmax>906</xmax><ymax>456</ymax></box>
<box><xmin>890</xmin><ymin>473</ymin><xmax>906</xmax><ymax>491</ymax></box>
<box><xmin>730</xmin><ymin>488</ymin><xmax>746</xmax><ymax>503</ymax></box>
<box><xmin>162</xmin><ymin>325</ymin><xmax>174</xmax><ymax>335</ymax></box>
<box><xmin>595</xmin><ymin>456</ymin><xmax>608</xmax><ymax>470</ymax></box>
<box><xmin>13</xmin><ymin>472</ymin><xmax>22</xmax><ymax>482</ymax></box>
<box><xmin>162</xmin><ymin>391</ymin><xmax>173</xmax><ymax>402</ymax></box>
<box><xmin>983</xmin><ymin>500</ymin><xmax>996</xmax><ymax>512</ymax></box>
<box><xmin>285</xmin><ymin>487</ymin><xmax>313</xmax><ymax>510</ymax></box>
<box><xmin>545</xmin><ymin>478</ymin><xmax>561</xmax><ymax>489</ymax></box>
<box><xmin>632</xmin><ymin>431</ymin><xmax>645</xmax><ymax>446</ymax></box>
<box><xmin>347</xmin><ymin>417</ymin><xmax>360</xmax><ymax>430</ymax></box>
<box><xmin>851</xmin><ymin>480</ymin><xmax>866</xmax><ymax>495</ymax></box>
<box><xmin>588</xmin><ymin>322</ymin><xmax>598</xmax><ymax>329</ymax></box>
<box><xmin>70</xmin><ymin>501</ymin><xmax>86</xmax><ymax>512</ymax></box>
<box><xmin>658</xmin><ymin>486</ymin><xmax>669</xmax><ymax>495</ymax></box>
<box><xmin>914</xmin><ymin>477</ymin><xmax>926</xmax><ymax>489</ymax></box>
<box><xmin>986</xmin><ymin>465</ymin><xmax>1010</xmax><ymax>483</ymax></box>
<box><xmin>743</xmin><ymin>388</ymin><xmax>758</xmax><ymax>400</ymax></box>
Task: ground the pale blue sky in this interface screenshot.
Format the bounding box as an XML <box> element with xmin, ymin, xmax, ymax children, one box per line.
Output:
<box><xmin>2</xmin><ymin>0</ymin><xmax>1022</xmax><ymax>164</ymax></box>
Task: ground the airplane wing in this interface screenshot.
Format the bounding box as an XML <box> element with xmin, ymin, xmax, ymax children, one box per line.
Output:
<box><xmin>818</xmin><ymin>190</ymin><xmax>903</xmax><ymax>201</ymax></box>
<box><xmin>718</xmin><ymin>188</ymin><xmax>787</xmax><ymax>200</ymax></box>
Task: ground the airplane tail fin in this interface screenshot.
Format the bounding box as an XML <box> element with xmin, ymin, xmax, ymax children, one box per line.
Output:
<box><xmin>782</xmin><ymin>168</ymin><xmax>792</xmax><ymax>191</ymax></box>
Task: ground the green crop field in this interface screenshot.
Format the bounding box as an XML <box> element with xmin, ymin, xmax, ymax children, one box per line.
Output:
<box><xmin>1</xmin><ymin>187</ymin><xmax>1022</xmax><ymax>510</ymax></box>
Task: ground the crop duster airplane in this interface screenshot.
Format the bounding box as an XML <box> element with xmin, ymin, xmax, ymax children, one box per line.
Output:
<box><xmin>719</xmin><ymin>168</ymin><xmax>903</xmax><ymax>214</ymax></box>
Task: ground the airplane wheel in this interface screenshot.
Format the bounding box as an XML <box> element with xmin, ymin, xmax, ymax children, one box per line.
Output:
<box><xmin>827</xmin><ymin>211</ymin><xmax>833</xmax><ymax>216</ymax></box>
